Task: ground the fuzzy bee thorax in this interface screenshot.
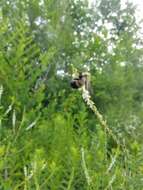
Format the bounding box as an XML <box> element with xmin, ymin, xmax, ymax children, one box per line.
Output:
<box><xmin>70</xmin><ymin>73</ymin><xmax>89</xmax><ymax>90</ymax></box>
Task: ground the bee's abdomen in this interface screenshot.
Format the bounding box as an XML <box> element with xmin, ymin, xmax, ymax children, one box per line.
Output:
<box><xmin>70</xmin><ymin>79</ymin><xmax>82</xmax><ymax>89</ymax></box>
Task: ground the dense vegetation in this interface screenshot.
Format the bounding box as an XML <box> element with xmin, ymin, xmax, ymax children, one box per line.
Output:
<box><xmin>0</xmin><ymin>0</ymin><xmax>143</xmax><ymax>189</ymax></box>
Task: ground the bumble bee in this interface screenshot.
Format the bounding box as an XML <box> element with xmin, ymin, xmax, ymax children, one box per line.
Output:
<box><xmin>70</xmin><ymin>73</ymin><xmax>89</xmax><ymax>89</ymax></box>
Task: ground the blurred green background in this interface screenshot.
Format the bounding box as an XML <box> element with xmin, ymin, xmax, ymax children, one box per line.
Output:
<box><xmin>0</xmin><ymin>0</ymin><xmax>143</xmax><ymax>189</ymax></box>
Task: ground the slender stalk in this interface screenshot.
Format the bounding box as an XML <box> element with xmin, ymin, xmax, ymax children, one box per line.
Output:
<box><xmin>81</xmin><ymin>147</ymin><xmax>92</xmax><ymax>186</ymax></box>
<box><xmin>81</xmin><ymin>86</ymin><xmax>120</xmax><ymax>147</ymax></box>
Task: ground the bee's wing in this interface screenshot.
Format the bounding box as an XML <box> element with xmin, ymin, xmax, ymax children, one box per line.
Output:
<box><xmin>84</xmin><ymin>75</ymin><xmax>91</xmax><ymax>91</ymax></box>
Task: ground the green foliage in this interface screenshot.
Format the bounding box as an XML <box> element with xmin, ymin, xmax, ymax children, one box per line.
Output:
<box><xmin>0</xmin><ymin>0</ymin><xmax>143</xmax><ymax>189</ymax></box>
